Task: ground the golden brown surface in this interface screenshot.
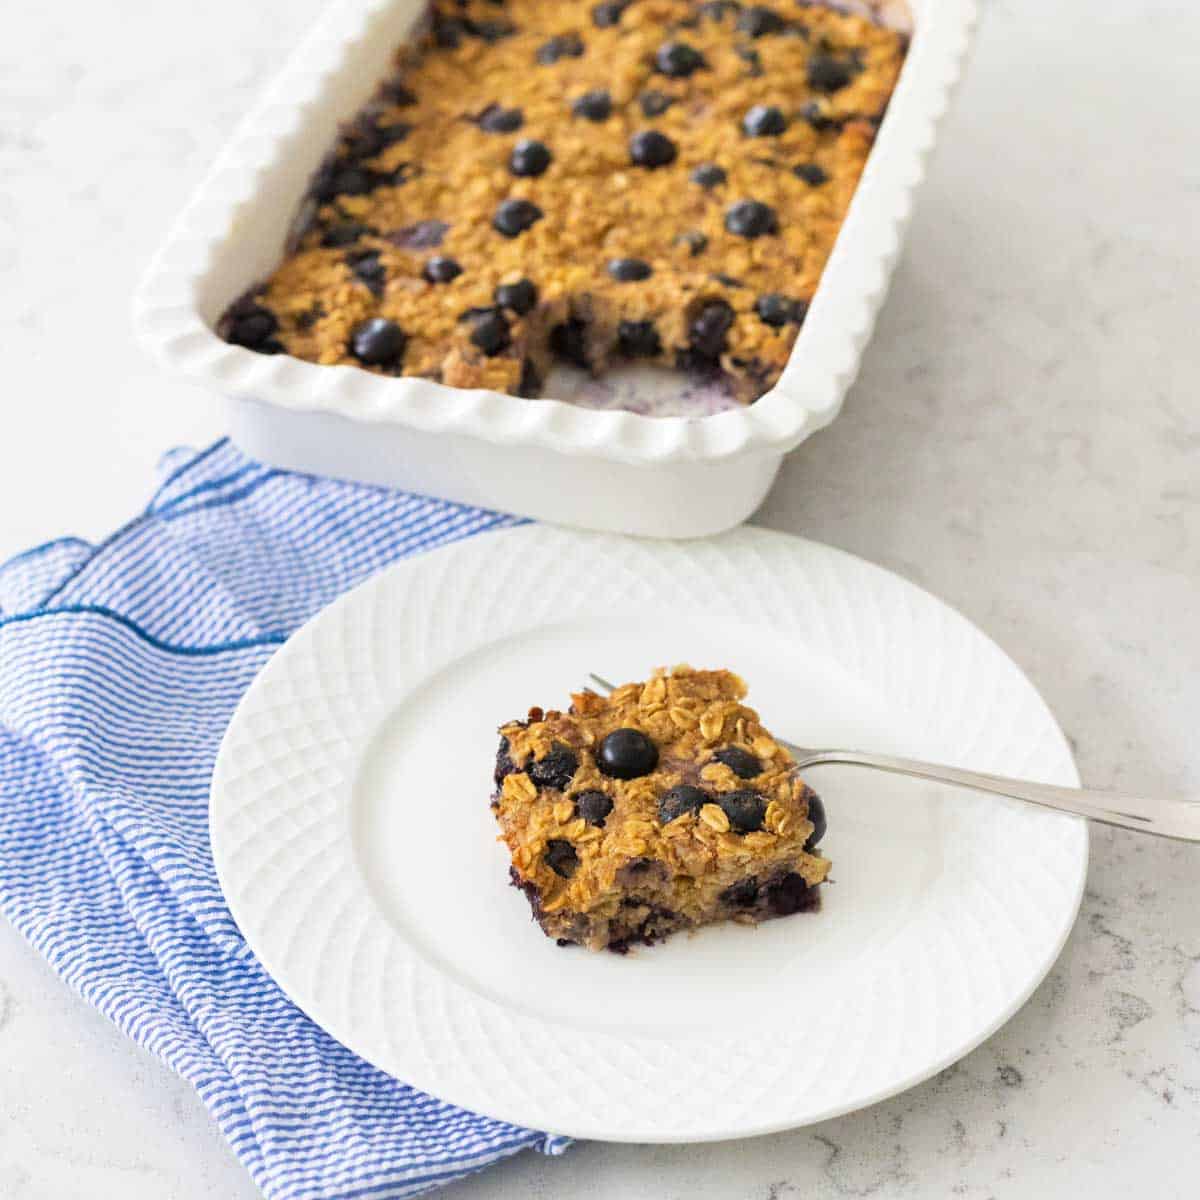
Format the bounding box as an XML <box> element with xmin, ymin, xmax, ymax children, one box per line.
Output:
<box><xmin>221</xmin><ymin>0</ymin><xmax>906</xmax><ymax>404</ymax></box>
<box><xmin>494</xmin><ymin>666</ymin><xmax>830</xmax><ymax>951</ymax></box>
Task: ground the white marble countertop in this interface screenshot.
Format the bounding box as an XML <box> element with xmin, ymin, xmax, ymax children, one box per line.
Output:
<box><xmin>2</xmin><ymin>0</ymin><xmax>1198</xmax><ymax>1195</ymax></box>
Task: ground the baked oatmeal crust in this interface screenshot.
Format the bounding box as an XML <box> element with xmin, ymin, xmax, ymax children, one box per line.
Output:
<box><xmin>221</xmin><ymin>0</ymin><xmax>906</xmax><ymax>404</ymax></box>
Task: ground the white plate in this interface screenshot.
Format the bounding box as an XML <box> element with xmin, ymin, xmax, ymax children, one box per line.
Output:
<box><xmin>211</xmin><ymin>526</ymin><xmax>1087</xmax><ymax>1142</ymax></box>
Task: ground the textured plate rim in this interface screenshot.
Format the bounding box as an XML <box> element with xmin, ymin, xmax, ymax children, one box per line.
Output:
<box><xmin>210</xmin><ymin>526</ymin><xmax>1088</xmax><ymax>1142</ymax></box>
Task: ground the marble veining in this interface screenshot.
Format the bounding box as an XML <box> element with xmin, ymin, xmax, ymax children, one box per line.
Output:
<box><xmin>1</xmin><ymin>0</ymin><xmax>1198</xmax><ymax>1196</ymax></box>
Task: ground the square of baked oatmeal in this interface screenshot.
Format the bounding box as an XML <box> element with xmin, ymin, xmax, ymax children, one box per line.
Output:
<box><xmin>493</xmin><ymin>666</ymin><xmax>828</xmax><ymax>951</ymax></box>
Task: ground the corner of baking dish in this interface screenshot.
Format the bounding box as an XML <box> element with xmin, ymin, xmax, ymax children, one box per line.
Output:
<box><xmin>133</xmin><ymin>0</ymin><xmax>978</xmax><ymax>467</ymax></box>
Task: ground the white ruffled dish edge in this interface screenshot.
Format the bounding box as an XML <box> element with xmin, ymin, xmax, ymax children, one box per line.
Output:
<box><xmin>134</xmin><ymin>0</ymin><xmax>978</xmax><ymax>469</ymax></box>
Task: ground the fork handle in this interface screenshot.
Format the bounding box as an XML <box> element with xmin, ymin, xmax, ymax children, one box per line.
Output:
<box><xmin>788</xmin><ymin>746</ymin><xmax>1200</xmax><ymax>842</ymax></box>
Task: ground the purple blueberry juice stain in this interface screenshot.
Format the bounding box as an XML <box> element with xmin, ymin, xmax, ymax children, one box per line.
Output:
<box><xmin>387</xmin><ymin>219</ymin><xmax>449</xmax><ymax>249</ymax></box>
<box><xmin>542</xmin><ymin>363</ymin><xmax>742</xmax><ymax>417</ymax></box>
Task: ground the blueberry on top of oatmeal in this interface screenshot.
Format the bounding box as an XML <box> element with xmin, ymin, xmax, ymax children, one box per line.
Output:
<box><xmin>629</xmin><ymin>129</ymin><xmax>678</xmax><ymax>168</ymax></box>
<box><xmin>349</xmin><ymin>317</ymin><xmax>406</xmax><ymax>366</ymax></box>
<box><xmin>493</xmin><ymin>197</ymin><xmax>543</xmax><ymax>237</ymax></box>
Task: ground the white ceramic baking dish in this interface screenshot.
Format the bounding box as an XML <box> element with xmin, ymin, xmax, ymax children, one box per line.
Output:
<box><xmin>135</xmin><ymin>0</ymin><xmax>976</xmax><ymax>537</ymax></box>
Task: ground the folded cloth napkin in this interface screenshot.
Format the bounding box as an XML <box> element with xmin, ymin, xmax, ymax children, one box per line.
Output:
<box><xmin>0</xmin><ymin>440</ymin><xmax>568</xmax><ymax>1199</ymax></box>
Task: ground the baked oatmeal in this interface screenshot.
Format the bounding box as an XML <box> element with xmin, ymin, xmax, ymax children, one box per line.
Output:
<box><xmin>220</xmin><ymin>0</ymin><xmax>907</xmax><ymax>404</ymax></box>
<box><xmin>493</xmin><ymin>666</ymin><xmax>829</xmax><ymax>951</ymax></box>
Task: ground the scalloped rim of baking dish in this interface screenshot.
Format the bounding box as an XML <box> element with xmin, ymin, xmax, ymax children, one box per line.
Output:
<box><xmin>134</xmin><ymin>0</ymin><xmax>977</xmax><ymax>466</ymax></box>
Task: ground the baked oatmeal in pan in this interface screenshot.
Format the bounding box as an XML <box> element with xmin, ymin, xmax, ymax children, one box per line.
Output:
<box><xmin>220</xmin><ymin>0</ymin><xmax>906</xmax><ymax>404</ymax></box>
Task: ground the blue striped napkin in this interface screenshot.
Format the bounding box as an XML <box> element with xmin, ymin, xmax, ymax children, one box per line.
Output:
<box><xmin>0</xmin><ymin>440</ymin><xmax>568</xmax><ymax>1199</ymax></box>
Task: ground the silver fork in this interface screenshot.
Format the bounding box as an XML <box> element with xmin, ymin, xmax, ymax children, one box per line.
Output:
<box><xmin>586</xmin><ymin>674</ymin><xmax>1200</xmax><ymax>843</ymax></box>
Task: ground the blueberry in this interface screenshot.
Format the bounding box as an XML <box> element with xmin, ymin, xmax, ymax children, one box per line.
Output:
<box><xmin>493</xmin><ymin>198</ymin><xmax>543</xmax><ymax>237</ymax></box>
<box><xmin>639</xmin><ymin>90</ymin><xmax>674</xmax><ymax>118</ymax></box>
<box><xmin>800</xmin><ymin>100</ymin><xmax>836</xmax><ymax>131</ymax></box>
<box><xmin>379</xmin><ymin>79</ymin><xmax>417</xmax><ymax>107</ymax></box>
<box><xmin>720</xmin><ymin>877</ymin><xmax>760</xmax><ymax>907</ymax></box>
<box><xmin>793</xmin><ymin>162</ymin><xmax>829</xmax><ymax>186</ymax></box>
<box><xmin>528</xmin><ymin>742</ymin><xmax>579</xmax><ymax>790</ymax></box>
<box><xmin>321</xmin><ymin>221</ymin><xmax>373</xmax><ymax>247</ymax></box>
<box><xmin>549</xmin><ymin>318</ymin><xmax>589</xmax><ymax>367</ymax></box>
<box><xmin>755</xmin><ymin>293</ymin><xmax>801</xmax><ymax>326</ymax></box>
<box><xmin>433</xmin><ymin>13</ymin><xmax>468</xmax><ymax>47</ymax></box>
<box><xmin>349</xmin><ymin>317</ymin><xmax>407</xmax><ymax>366</ymax></box>
<box><xmin>224</xmin><ymin>302</ymin><xmax>273</xmax><ymax>340</ymax></box>
<box><xmin>477</xmin><ymin>104</ymin><xmax>523</xmax><ymax>133</ymax></box>
<box><xmin>423</xmin><ymin>256</ymin><xmax>462</xmax><ymax>284</ymax></box>
<box><xmin>574</xmin><ymin>789</ymin><xmax>613</xmax><ymax>826</ymax></box>
<box><xmin>227</xmin><ymin>312</ymin><xmax>283</xmax><ymax>354</ymax></box>
<box><xmin>597</xmin><ymin>728</ymin><xmax>658</xmax><ymax>779</ymax></box>
<box><xmin>592</xmin><ymin>0</ymin><xmax>628</xmax><ymax>26</ymax></box>
<box><xmin>473</xmin><ymin>19</ymin><xmax>516</xmax><ymax>44</ymax></box>
<box><xmin>545</xmin><ymin>839</ymin><xmax>579</xmax><ymax>878</ymax></box>
<box><xmin>719</xmin><ymin>789</ymin><xmax>767</xmax><ymax>832</ymax></box>
<box><xmin>687</xmin><ymin>299</ymin><xmax>734</xmax><ymax>359</ymax></box>
<box><xmin>385</xmin><ymin>162</ymin><xmax>419</xmax><ymax>188</ymax></box>
<box><xmin>675</xmin><ymin>230</ymin><xmax>708</xmax><ymax>256</ymax></box>
<box><xmin>537</xmin><ymin>33</ymin><xmax>584</xmax><ymax>64</ymax></box>
<box><xmin>655</xmin><ymin>41</ymin><xmax>706</xmax><ymax>77</ymax></box>
<box><xmin>622</xmin><ymin>858</ymin><xmax>657</xmax><ymax>878</ymax></box>
<box><xmin>494</xmin><ymin>735</ymin><xmax>518</xmax><ymax>787</ymax></box>
<box><xmin>572</xmin><ymin>89</ymin><xmax>612</xmax><ymax>121</ymax></box>
<box><xmin>466</xmin><ymin>307</ymin><xmax>512</xmax><ymax>355</ymax></box>
<box><xmin>347</xmin><ymin>249</ymin><xmax>386</xmax><ymax>296</ymax></box>
<box><xmin>737</xmin><ymin>5</ymin><xmax>785</xmax><ymax>36</ymax></box>
<box><xmin>725</xmin><ymin>199</ymin><xmax>778</xmax><ymax>238</ymax></box>
<box><xmin>713</xmin><ymin>746</ymin><xmax>762</xmax><ymax>779</ymax></box>
<box><xmin>607</xmin><ymin>257</ymin><xmax>652</xmax><ymax>282</ymax></box>
<box><xmin>225</xmin><ymin>292</ymin><xmax>269</xmax><ymax>321</ymax></box>
<box><xmin>618</xmin><ymin>319</ymin><xmax>662</xmax><ymax>357</ymax></box>
<box><xmin>690</xmin><ymin>163</ymin><xmax>726</xmax><ymax>188</ymax></box>
<box><xmin>316</xmin><ymin>164</ymin><xmax>376</xmax><ymax>200</ymax></box>
<box><xmin>495</xmin><ymin>277</ymin><xmax>538</xmax><ymax>314</ymax></box>
<box><xmin>807</xmin><ymin>53</ymin><xmax>854</xmax><ymax>93</ymax></box>
<box><xmin>629</xmin><ymin>129</ymin><xmax>677</xmax><ymax>168</ymax></box>
<box><xmin>742</xmin><ymin>104</ymin><xmax>788</xmax><ymax>136</ymax></box>
<box><xmin>343</xmin><ymin>119</ymin><xmax>385</xmax><ymax>159</ymax></box>
<box><xmin>377</xmin><ymin>122</ymin><xmax>413</xmax><ymax>147</ymax></box>
<box><xmin>658</xmin><ymin>784</ymin><xmax>708</xmax><ymax>824</ymax></box>
<box><xmin>509</xmin><ymin>139</ymin><xmax>552</xmax><ymax>177</ymax></box>
<box><xmin>698</xmin><ymin>0</ymin><xmax>739</xmax><ymax>19</ymax></box>
<box><xmin>767</xmin><ymin>871</ymin><xmax>812</xmax><ymax>915</ymax></box>
<box><xmin>803</xmin><ymin>788</ymin><xmax>826</xmax><ymax>850</ymax></box>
